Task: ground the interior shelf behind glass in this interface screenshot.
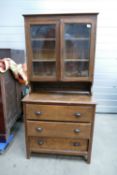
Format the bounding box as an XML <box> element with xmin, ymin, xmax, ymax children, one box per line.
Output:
<box><xmin>64</xmin><ymin>40</ymin><xmax>90</xmax><ymax>60</ymax></box>
<box><xmin>64</xmin><ymin>59</ymin><xmax>89</xmax><ymax>62</ymax></box>
<box><xmin>31</xmin><ymin>40</ymin><xmax>56</xmax><ymax>60</ymax></box>
<box><xmin>64</xmin><ymin>61</ymin><xmax>89</xmax><ymax>77</ymax></box>
<box><xmin>32</xmin><ymin>62</ymin><xmax>56</xmax><ymax>76</ymax></box>
<box><xmin>65</xmin><ymin>37</ymin><xmax>90</xmax><ymax>41</ymax></box>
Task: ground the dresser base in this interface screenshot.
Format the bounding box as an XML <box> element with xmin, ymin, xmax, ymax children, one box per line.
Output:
<box><xmin>22</xmin><ymin>92</ymin><xmax>96</xmax><ymax>164</ymax></box>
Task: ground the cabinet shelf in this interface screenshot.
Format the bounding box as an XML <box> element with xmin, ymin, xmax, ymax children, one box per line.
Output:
<box><xmin>33</xmin><ymin>49</ymin><xmax>55</xmax><ymax>51</ymax></box>
<box><xmin>31</xmin><ymin>38</ymin><xmax>55</xmax><ymax>41</ymax></box>
<box><xmin>32</xmin><ymin>59</ymin><xmax>89</xmax><ymax>62</ymax></box>
<box><xmin>32</xmin><ymin>59</ymin><xmax>56</xmax><ymax>62</ymax></box>
<box><xmin>65</xmin><ymin>37</ymin><xmax>89</xmax><ymax>41</ymax></box>
<box><xmin>64</xmin><ymin>59</ymin><xmax>89</xmax><ymax>62</ymax></box>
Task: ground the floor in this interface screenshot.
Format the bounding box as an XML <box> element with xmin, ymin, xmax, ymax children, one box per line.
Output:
<box><xmin>0</xmin><ymin>114</ymin><xmax>117</xmax><ymax>175</ymax></box>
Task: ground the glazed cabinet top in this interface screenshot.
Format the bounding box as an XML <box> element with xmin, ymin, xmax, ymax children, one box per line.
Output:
<box><xmin>24</xmin><ymin>13</ymin><xmax>98</xmax><ymax>82</ymax></box>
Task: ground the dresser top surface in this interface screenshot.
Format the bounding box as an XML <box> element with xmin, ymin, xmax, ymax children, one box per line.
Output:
<box><xmin>22</xmin><ymin>92</ymin><xmax>96</xmax><ymax>105</ymax></box>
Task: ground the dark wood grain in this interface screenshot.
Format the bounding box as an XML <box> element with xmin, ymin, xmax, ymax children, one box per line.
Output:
<box><xmin>0</xmin><ymin>82</ymin><xmax>5</xmax><ymax>135</ymax></box>
<box><xmin>0</xmin><ymin>49</ymin><xmax>24</xmax><ymax>142</ymax></box>
<box><xmin>0</xmin><ymin>71</ymin><xmax>22</xmax><ymax>141</ymax></box>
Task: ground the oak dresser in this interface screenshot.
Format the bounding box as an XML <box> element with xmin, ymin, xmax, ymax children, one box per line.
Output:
<box><xmin>22</xmin><ymin>13</ymin><xmax>98</xmax><ymax>163</ymax></box>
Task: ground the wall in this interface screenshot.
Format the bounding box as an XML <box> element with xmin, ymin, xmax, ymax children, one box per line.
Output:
<box><xmin>0</xmin><ymin>0</ymin><xmax>117</xmax><ymax>113</ymax></box>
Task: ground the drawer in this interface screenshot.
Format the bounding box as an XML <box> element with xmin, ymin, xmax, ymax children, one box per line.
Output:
<box><xmin>27</xmin><ymin>121</ymin><xmax>91</xmax><ymax>139</ymax></box>
<box><xmin>26</xmin><ymin>104</ymin><xmax>93</xmax><ymax>122</ymax></box>
<box><xmin>30</xmin><ymin>137</ymin><xmax>88</xmax><ymax>153</ymax></box>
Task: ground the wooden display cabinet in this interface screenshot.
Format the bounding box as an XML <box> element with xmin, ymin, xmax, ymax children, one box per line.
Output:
<box><xmin>22</xmin><ymin>13</ymin><xmax>98</xmax><ymax>163</ymax></box>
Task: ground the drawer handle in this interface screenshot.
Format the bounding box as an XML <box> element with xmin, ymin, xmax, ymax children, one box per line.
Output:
<box><xmin>74</xmin><ymin>112</ymin><xmax>81</xmax><ymax>117</ymax></box>
<box><xmin>73</xmin><ymin>142</ymin><xmax>80</xmax><ymax>146</ymax></box>
<box><xmin>36</xmin><ymin>127</ymin><xmax>43</xmax><ymax>132</ymax></box>
<box><xmin>35</xmin><ymin>111</ymin><xmax>42</xmax><ymax>115</ymax></box>
<box><xmin>74</xmin><ymin>128</ymin><xmax>80</xmax><ymax>133</ymax></box>
<box><xmin>37</xmin><ymin>140</ymin><xmax>44</xmax><ymax>145</ymax></box>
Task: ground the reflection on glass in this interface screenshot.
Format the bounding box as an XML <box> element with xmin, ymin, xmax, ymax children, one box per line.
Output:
<box><xmin>32</xmin><ymin>62</ymin><xmax>56</xmax><ymax>76</ymax></box>
<box><xmin>64</xmin><ymin>40</ymin><xmax>90</xmax><ymax>60</ymax></box>
<box><xmin>64</xmin><ymin>23</ymin><xmax>91</xmax><ymax>77</ymax></box>
<box><xmin>30</xmin><ymin>24</ymin><xmax>56</xmax><ymax>77</ymax></box>
<box><xmin>31</xmin><ymin>25</ymin><xmax>55</xmax><ymax>38</ymax></box>
<box><xmin>64</xmin><ymin>24</ymin><xmax>91</xmax><ymax>38</ymax></box>
<box><xmin>65</xmin><ymin>62</ymin><xmax>89</xmax><ymax>77</ymax></box>
<box><xmin>31</xmin><ymin>40</ymin><xmax>56</xmax><ymax>60</ymax></box>
<box><xmin>31</xmin><ymin>24</ymin><xmax>56</xmax><ymax>60</ymax></box>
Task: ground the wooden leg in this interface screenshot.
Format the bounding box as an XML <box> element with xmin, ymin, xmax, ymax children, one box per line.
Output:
<box><xmin>26</xmin><ymin>137</ymin><xmax>31</xmax><ymax>159</ymax></box>
<box><xmin>26</xmin><ymin>148</ymin><xmax>31</xmax><ymax>159</ymax></box>
<box><xmin>87</xmin><ymin>154</ymin><xmax>91</xmax><ymax>164</ymax></box>
<box><xmin>84</xmin><ymin>154</ymin><xmax>91</xmax><ymax>164</ymax></box>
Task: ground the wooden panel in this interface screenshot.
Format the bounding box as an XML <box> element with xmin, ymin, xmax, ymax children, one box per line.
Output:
<box><xmin>26</xmin><ymin>104</ymin><xmax>93</xmax><ymax>122</ymax></box>
<box><xmin>30</xmin><ymin>137</ymin><xmax>88</xmax><ymax>153</ymax></box>
<box><xmin>0</xmin><ymin>82</ymin><xmax>5</xmax><ymax>134</ymax></box>
<box><xmin>0</xmin><ymin>49</ymin><xmax>23</xmax><ymax>141</ymax></box>
<box><xmin>0</xmin><ymin>70</ymin><xmax>22</xmax><ymax>141</ymax></box>
<box><xmin>2</xmin><ymin>71</ymin><xmax>17</xmax><ymax>129</ymax></box>
<box><xmin>22</xmin><ymin>92</ymin><xmax>96</xmax><ymax>105</ymax></box>
<box><xmin>27</xmin><ymin>121</ymin><xmax>91</xmax><ymax>139</ymax></box>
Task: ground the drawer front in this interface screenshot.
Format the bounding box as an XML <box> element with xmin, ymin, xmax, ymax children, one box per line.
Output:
<box><xmin>26</xmin><ymin>104</ymin><xmax>93</xmax><ymax>122</ymax></box>
<box><xmin>27</xmin><ymin>121</ymin><xmax>91</xmax><ymax>139</ymax></box>
<box><xmin>30</xmin><ymin>137</ymin><xmax>88</xmax><ymax>152</ymax></box>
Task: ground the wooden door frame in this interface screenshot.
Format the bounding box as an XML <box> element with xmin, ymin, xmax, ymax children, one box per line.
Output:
<box><xmin>59</xmin><ymin>15</ymin><xmax>97</xmax><ymax>82</ymax></box>
<box><xmin>24</xmin><ymin>18</ymin><xmax>60</xmax><ymax>82</ymax></box>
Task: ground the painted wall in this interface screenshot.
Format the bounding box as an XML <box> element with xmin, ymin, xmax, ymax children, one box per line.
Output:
<box><xmin>0</xmin><ymin>0</ymin><xmax>117</xmax><ymax>113</ymax></box>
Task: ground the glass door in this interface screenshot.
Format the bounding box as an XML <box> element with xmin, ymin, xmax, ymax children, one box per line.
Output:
<box><xmin>30</xmin><ymin>22</ymin><xmax>58</xmax><ymax>81</ymax></box>
<box><xmin>62</xmin><ymin>22</ymin><xmax>92</xmax><ymax>80</ymax></box>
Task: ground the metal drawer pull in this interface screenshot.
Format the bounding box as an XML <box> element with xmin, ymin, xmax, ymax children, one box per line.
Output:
<box><xmin>74</xmin><ymin>128</ymin><xmax>80</xmax><ymax>133</ymax></box>
<box><xmin>36</xmin><ymin>127</ymin><xmax>43</xmax><ymax>132</ymax></box>
<box><xmin>35</xmin><ymin>111</ymin><xmax>42</xmax><ymax>115</ymax></box>
<box><xmin>73</xmin><ymin>142</ymin><xmax>80</xmax><ymax>146</ymax></box>
<box><xmin>37</xmin><ymin>140</ymin><xmax>44</xmax><ymax>145</ymax></box>
<box><xmin>74</xmin><ymin>112</ymin><xmax>81</xmax><ymax>117</ymax></box>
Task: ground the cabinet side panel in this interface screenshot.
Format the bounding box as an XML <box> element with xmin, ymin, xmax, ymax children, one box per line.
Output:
<box><xmin>89</xmin><ymin>16</ymin><xmax>97</xmax><ymax>81</ymax></box>
<box><xmin>0</xmin><ymin>78</ymin><xmax>6</xmax><ymax>138</ymax></box>
<box><xmin>3</xmin><ymin>71</ymin><xmax>18</xmax><ymax>132</ymax></box>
